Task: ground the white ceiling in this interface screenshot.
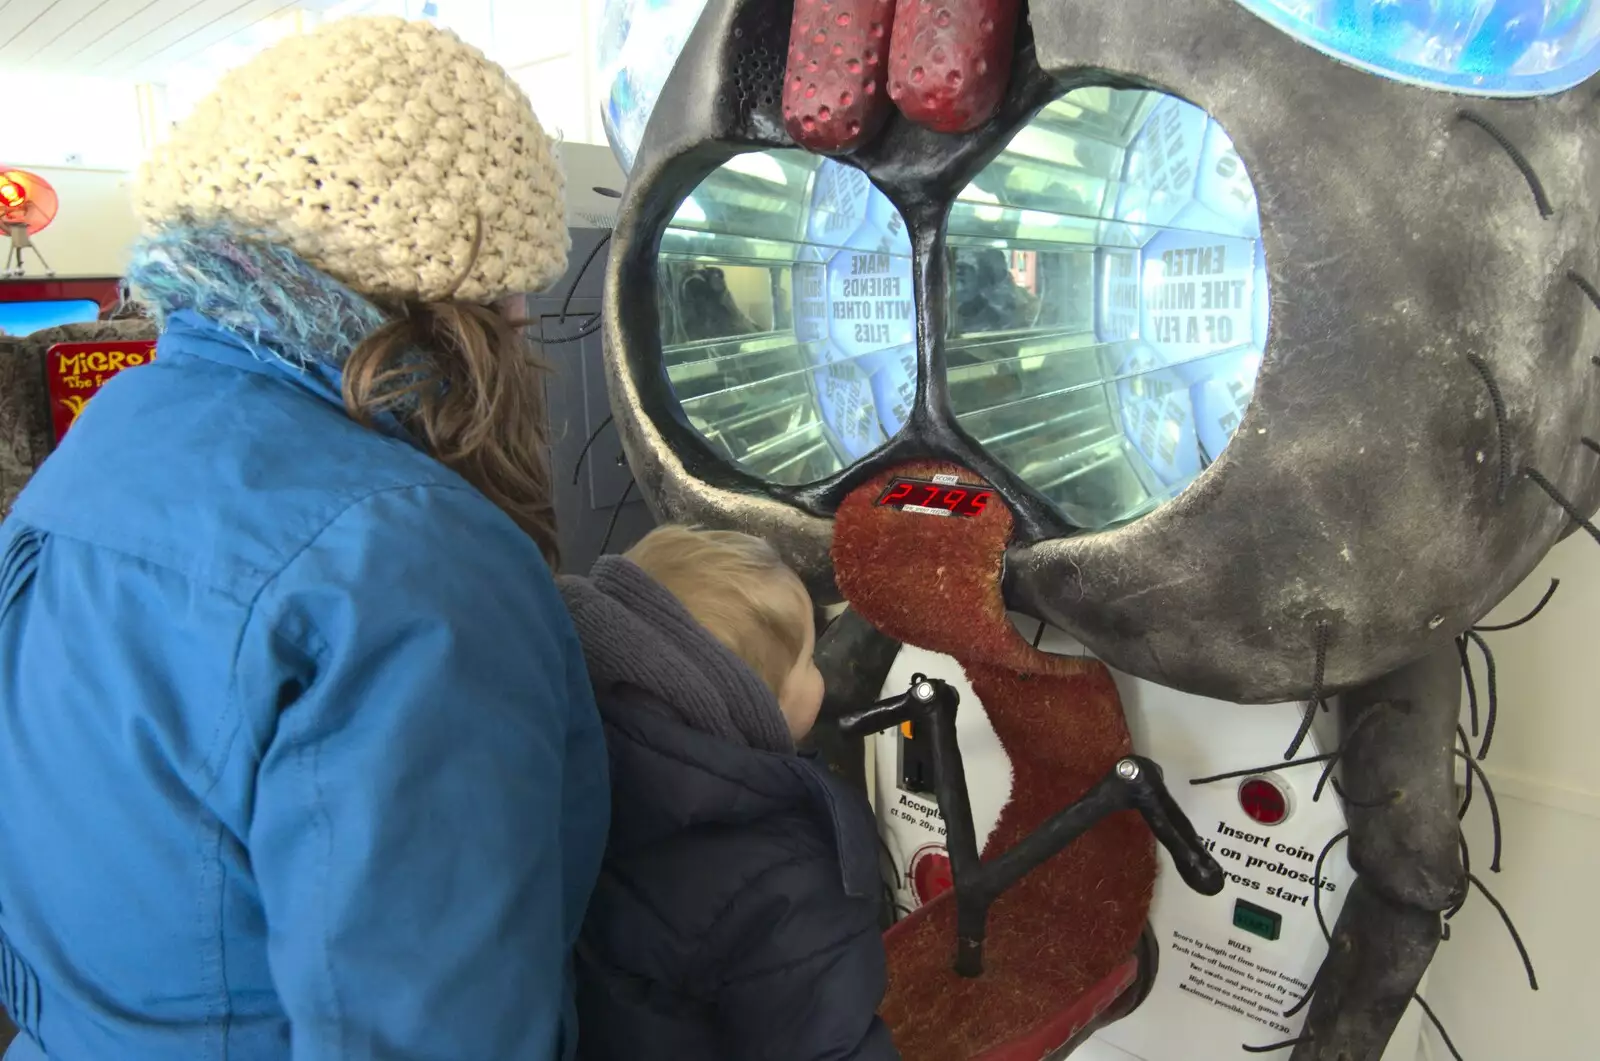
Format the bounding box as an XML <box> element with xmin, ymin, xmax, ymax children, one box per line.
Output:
<box><xmin>0</xmin><ymin>0</ymin><xmax>334</xmax><ymax>79</ymax></box>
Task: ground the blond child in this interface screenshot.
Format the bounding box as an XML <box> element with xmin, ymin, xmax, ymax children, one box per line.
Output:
<box><xmin>559</xmin><ymin>526</ymin><xmax>896</xmax><ymax>1061</ymax></box>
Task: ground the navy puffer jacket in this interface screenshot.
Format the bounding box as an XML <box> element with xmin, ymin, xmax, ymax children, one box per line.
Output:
<box><xmin>560</xmin><ymin>558</ymin><xmax>896</xmax><ymax>1061</ymax></box>
<box><xmin>575</xmin><ymin>695</ymin><xmax>896</xmax><ymax>1061</ymax></box>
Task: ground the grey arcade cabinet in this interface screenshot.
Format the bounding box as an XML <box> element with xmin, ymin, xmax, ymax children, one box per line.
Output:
<box><xmin>590</xmin><ymin>0</ymin><xmax>1587</xmax><ymax>1059</ymax></box>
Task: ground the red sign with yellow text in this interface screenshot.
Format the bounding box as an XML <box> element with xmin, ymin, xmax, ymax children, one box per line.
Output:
<box><xmin>45</xmin><ymin>341</ymin><xmax>157</xmax><ymax>444</ymax></box>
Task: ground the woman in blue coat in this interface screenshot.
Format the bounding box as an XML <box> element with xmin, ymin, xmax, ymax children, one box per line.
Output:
<box><xmin>0</xmin><ymin>17</ymin><xmax>607</xmax><ymax>1061</ymax></box>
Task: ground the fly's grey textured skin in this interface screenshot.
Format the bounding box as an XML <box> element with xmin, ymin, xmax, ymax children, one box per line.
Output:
<box><xmin>603</xmin><ymin>2</ymin><xmax>1583</xmax><ymax>1055</ymax></box>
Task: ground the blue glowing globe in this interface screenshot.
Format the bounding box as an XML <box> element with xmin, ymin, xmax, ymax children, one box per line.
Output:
<box><xmin>598</xmin><ymin>0</ymin><xmax>712</xmax><ymax>174</ymax></box>
<box><xmin>1230</xmin><ymin>0</ymin><xmax>1600</xmax><ymax>95</ymax></box>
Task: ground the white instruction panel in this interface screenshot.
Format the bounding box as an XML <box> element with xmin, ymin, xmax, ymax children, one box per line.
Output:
<box><xmin>871</xmin><ymin>619</ymin><xmax>1423</xmax><ymax>1061</ymax></box>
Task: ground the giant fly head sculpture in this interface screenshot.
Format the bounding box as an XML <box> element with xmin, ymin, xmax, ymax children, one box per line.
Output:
<box><xmin>599</xmin><ymin>1</ymin><xmax>1598</xmax><ymax>1057</ymax></box>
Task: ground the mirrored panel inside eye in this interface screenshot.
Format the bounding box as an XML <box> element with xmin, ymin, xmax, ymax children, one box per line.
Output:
<box><xmin>1228</xmin><ymin>0</ymin><xmax>1600</xmax><ymax>96</ymax></box>
<box><xmin>948</xmin><ymin>87</ymin><xmax>1269</xmax><ymax>530</ymax></box>
<box><xmin>658</xmin><ymin>152</ymin><xmax>915</xmax><ymax>486</ymax></box>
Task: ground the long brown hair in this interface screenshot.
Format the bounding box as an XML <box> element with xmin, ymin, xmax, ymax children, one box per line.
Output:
<box><xmin>341</xmin><ymin>226</ymin><xmax>559</xmax><ymax>566</ymax></box>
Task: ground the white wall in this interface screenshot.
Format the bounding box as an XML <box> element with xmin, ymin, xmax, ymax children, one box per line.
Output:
<box><xmin>1419</xmin><ymin>533</ymin><xmax>1600</xmax><ymax>1061</ymax></box>
<box><xmin>0</xmin><ymin>73</ymin><xmax>145</xmax><ymax>171</ymax></box>
<box><xmin>493</xmin><ymin>0</ymin><xmax>608</xmax><ymax>145</ymax></box>
<box><xmin>6</xmin><ymin>167</ymin><xmax>140</xmax><ymax>278</ymax></box>
<box><xmin>2</xmin><ymin>67</ymin><xmax>145</xmax><ymax>277</ymax></box>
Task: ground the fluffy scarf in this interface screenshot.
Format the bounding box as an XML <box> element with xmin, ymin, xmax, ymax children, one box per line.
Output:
<box><xmin>123</xmin><ymin>225</ymin><xmax>389</xmax><ymax>372</ymax></box>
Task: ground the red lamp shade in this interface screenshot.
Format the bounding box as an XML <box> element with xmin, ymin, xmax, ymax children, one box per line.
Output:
<box><xmin>0</xmin><ymin>169</ymin><xmax>59</xmax><ymax>236</ymax></box>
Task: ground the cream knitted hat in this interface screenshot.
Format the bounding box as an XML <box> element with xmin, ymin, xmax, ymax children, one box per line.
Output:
<box><xmin>135</xmin><ymin>16</ymin><xmax>568</xmax><ymax>304</ymax></box>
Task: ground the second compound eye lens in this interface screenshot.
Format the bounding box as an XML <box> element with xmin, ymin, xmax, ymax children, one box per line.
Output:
<box><xmin>946</xmin><ymin>86</ymin><xmax>1270</xmax><ymax>531</ymax></box>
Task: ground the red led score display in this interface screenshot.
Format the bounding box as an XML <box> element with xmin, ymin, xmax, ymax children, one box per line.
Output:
<box><xmin>875</xmin><ymin>477</ymin><xmax>994</xmax><ymax>518</ymax></box>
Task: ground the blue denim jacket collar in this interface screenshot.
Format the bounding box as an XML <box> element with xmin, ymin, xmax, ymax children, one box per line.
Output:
<box><xmin>158</xmin><ymin>310</ymin><xmax>418</xmax><ymax>449</ymax></box>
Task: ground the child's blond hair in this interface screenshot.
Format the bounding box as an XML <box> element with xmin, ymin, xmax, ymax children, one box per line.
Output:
<box><xmin>626</xmin><ymin>525</ymin><xmax>812</xmax><ymax>697</ymax></box>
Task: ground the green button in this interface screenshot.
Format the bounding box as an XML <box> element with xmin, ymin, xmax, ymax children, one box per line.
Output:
<box><xmin>1233</xmin><ymin>899</ymin><xmax>1283</xmax><ymax>941</ymax></box>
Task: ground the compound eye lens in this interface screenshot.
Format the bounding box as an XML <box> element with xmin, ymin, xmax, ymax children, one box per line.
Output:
<box><xmin>657</xmin><ymin>152</ymin><xmax>916</xmax><ymax>485</ymax></box>
<box><xmin>947</xmin><ymin>87</ymin><xmax>1269</xmax><ymax>530</ymax></box>
<box><xmin>1228</xmin><ymin>0</ymin><xmax>1600</xmax><ymax>96</ymax></box>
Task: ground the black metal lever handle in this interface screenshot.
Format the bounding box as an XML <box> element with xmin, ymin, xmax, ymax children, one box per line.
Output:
<box><xmin>840</xmin><ymin>677</ymin><xmax>1226</xmax><ymax>978</ymax></box>
<box><xmin>978</xmin><ymin>756</ymin><xmax>1224</xmax><ymax>906</ymax></box>
<box><xmin>1124</xmin><ymin>757</ymin><xmax>1227</xmax><ymax>898</ymax></box>
<box><xmin>838</xmin><ymin>674</ymin><xmax>953</xmax><ymax>738</ymax></box>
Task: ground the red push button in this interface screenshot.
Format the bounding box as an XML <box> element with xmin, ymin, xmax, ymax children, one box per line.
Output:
<box><xmin>1238</xmin><ymin>776</ymin><xmax>1290</xmax><ymax>826</ymax></box>
<box><xmin>909</xmin><ymin>846</ymin><xmax>953</xmax><ymax>905</ymax></box>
